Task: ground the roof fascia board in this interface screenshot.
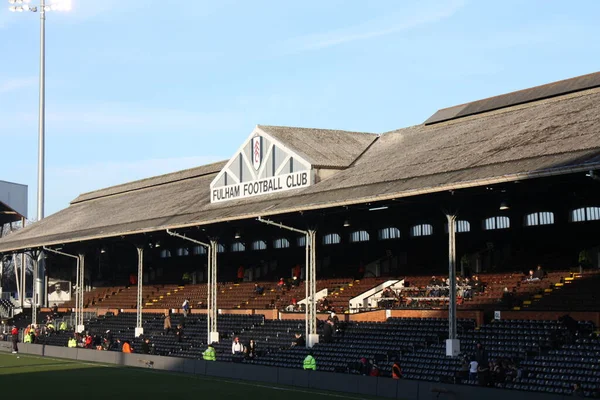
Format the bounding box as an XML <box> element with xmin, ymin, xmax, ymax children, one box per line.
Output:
<box><xmin>2</xmin><ymin>161</ymin><xmax>598</xmax><ymax>254</ymax></box>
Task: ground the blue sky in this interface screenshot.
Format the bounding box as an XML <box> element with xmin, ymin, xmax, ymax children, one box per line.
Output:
<box><xmin>1</xmin><ymin>0</ymin><xmax>600</xmax><ymax>219</ymax></box>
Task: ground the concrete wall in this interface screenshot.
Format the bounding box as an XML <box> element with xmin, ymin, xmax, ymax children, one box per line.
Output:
<box><xmin>1</xmin><ymin>343</ymin><xmax>571</xmax><ymax>400</ymax></box>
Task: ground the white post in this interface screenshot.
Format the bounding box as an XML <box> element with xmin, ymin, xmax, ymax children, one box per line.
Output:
<box><xmin>165</xmin><ymin>229</ymin><xmax>216</xmax><ymax>343</ymax></box>
<box><xmin>77</xmin><ymin>253</ymin><xmax>85</xmax><ymax>332</ymax></box>
<box><xmin>135</xmin><ymin>246</ymin><xmax>144</xmax><ymax>337</ymax></box>
<box><xmin>256</xmin><ymin>217</ymin><xmax>318</xmax><ymax>347</ymax></box>
<box><xmin>446</xmin><ymin>214</ymin><xmax>460</xmax><ymax>357</ymax></box>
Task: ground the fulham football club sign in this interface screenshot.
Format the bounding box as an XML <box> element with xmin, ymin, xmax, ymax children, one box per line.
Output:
<box><xmin>210</xmin><ymin>127</ymin><xmax>312</xmax><ymax>203</ymax></box>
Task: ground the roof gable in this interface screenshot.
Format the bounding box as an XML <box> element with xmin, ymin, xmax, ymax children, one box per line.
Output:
<box><xmin>209</xmin><ymin>126</ymin><xmax>312</xmax><ymax>203</ymax></box>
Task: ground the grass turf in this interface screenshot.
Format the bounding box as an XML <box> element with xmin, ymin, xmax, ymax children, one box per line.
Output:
<box><xmin>0</xmin><ymin>353</ymin><xmax>387</xmax><ymax>399</ymax></box>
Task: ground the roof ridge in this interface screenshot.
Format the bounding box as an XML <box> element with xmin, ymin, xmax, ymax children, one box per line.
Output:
<box><xmin>71</xmin><ymin>160</ymin><xmax>227</xmax><ymax>205</ymax></box>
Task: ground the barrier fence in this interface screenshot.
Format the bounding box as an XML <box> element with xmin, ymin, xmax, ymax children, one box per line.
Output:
<box><xmin>0</xmin><ymin>343</ymin><xmax>570</xmax><ymax>400</ymax></box>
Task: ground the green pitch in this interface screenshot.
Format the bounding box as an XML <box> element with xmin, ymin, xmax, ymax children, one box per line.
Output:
<box><xmin>0</xmin><ymin>353</ymin><xmax>386</xmax><ymax>399</ymax></box>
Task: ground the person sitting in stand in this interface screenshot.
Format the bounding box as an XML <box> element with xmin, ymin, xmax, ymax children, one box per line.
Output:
<box><xmin>244</xmin><ymin>339</ymin><xmax>257</xmax><ymax>359</ymax></box>
<box><xmin>141</xmin><ymin>337</ymin><xmax>152</xmax><ymax>354</ymax></box>
<box><xmin>232</xmin><ymin>336</ymin><xmax>245</xmax><ymax>354</ymax></box>
<box><xmin>533</xmin><ymin>265</ymin><xmax>547</xmax><ymax>280</ymax></box>
<box><xmin>525</xmin><ymin>269</ymin><xmax>539</xmax><ymax>282</ymax></box>
<box><xmin>237</xmin><ymin>265</ymin><xmax>245</xmax><ymax>283</ymax></box>
<box><xmin>291</xmin><ymin>333</ymin><xmax>305</xmax><ymax>348</ymax></box>
<box><xmin>359</xmin><ymin>358</ymin><xmax>372</xmax><ymax>376</ymax></box>
<box><xmin>392</xmin><ymin>362</ymin><xmax>402</xmax><ymax>379</ymax></box>
<box><xmin>254</xmin><ymin>283</ymin><xmax>264</xmax><ymax>295</ymax></box>
<box><xmin>276</xmin><ymin>277</ymin><xmax>285</xmax><ymax>291</ymax></box>
<box><xmin>122</xmin><ymin>340</ymin><xmax>133</xmax><ymax>353</ymax></box>
<box><xmin>176</xmin><ymin>325</ymin><xmax>183</xmax><ymax>343</ymax></box>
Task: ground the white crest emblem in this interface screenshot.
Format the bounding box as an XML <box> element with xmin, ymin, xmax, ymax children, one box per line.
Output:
<box><xmin>252</xmin><ymin>136</ymin><xmax>261</xmax><ymax>170</ymax></box>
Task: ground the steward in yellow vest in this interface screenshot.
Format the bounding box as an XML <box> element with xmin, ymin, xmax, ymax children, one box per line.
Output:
<box><xmin>203</xmin><ymin>344</ymin><xmax>216</xmax><ymax>361</ymax></box>
<box><xmin>303</xmin><ymin>353</ymin><xmax>316</xmax><ymax>370</ymax></box>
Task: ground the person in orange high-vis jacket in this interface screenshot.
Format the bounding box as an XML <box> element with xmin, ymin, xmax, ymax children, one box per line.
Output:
<box><xmin>122</xmin><ymin>341</ymin><xmax>133</xmax><ymax>353</ymax></box>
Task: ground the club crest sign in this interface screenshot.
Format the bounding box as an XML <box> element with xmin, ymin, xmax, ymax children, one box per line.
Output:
<box><xmin>252</xmin><ymin>136</ymin><xmax>262</xmax><ymax>171</ymax></box>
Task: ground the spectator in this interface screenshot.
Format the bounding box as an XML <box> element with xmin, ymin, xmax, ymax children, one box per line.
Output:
<box><xmin>122</xmin><ymin>340</ymin><xmax>133</xmax><ymax>353</ymax></box>
<box><xmin>182</xmin><ymin>299</ymin><xmax>190</xmax><ymax>318</ymax></box>
<box><xmin>164</xmin><ymin>314</ymin><xmax>172</xmax><ymax>335</ymax></box>
<box><xmin>245</xmin><ymin>339</ymin><xmax>257</xmax><ymax>359</ymax></box>
<box><xmin>392</xmin><ymin>362</ymin><xmax>402</xmax><ymax>379</ymax></box>
<box><xmin>11</xmin><ymin>326</ymin><xmax>18</xmax><ymax>354</ymax></box>
<box><xmin>475</xmin><ymin>343</ymin><xmax>488</xmax><ymax>365</ymax></box>
<box><xmin>176</xmin><ymin>325</ymin><xmax>183</xmax><ymax>343</ymax></box>
<box><xmin>328</xmin><ymin>311</ymin><xmax>339</xmax><ymax>326</ymax></box>
<box><xmin>525</xmin><ymin>269</ymin><xmax>539</xmax><ymax>282</ymax></box>
<box><xmin>359</xmin><ymin>358</ymin><xmax>372</xmax><ymax>376</ymax></box>
<box><xmin>68</xmin><ymin>337</ymin><xmax>77</xmax><ymax>348</ymax></box>
<box><xmin>59</xmin><ymin>321</ymin><xmax>67</xmax><ymax>332</ymax></box>
<box><xmin>293</xmin><ymin>264</ymin><xmax>301</xmax><ymax>280</ymax></box>
<box><xmin>303</xmin><ymin>352</ymin><xmax>316</xmax><ymax>370</ymax></box>
<box><xmin>533</xmin><ymin>265</ymin><xmax>547</xmax><ymax>280</ymax></box>
<box><xmin>277</xmin><ymin>277</ymin><xmax>285</xmax><ymax>291</ymax></box>
<box><xmin>573</xmin><ymin>383</ymin><xmax>585</xmax><ymax>397</ymax></box>
<box><xmin>322</xmin><ymin>320</ymin><xmax>334</xmax><ymax>343</ymax></box>
<box><xmin>469</xmin><ymin>358</ymin><xmax>479</xmax><ymax>381</ymax></box>
<box><xmin>141</xmin><ymin>338</ymin><xmax>151</xmax><ymax>354</ymax></box>
<box><xmin>203</xmin><ymin>343</ymin><xmax>216</xmax><ymax>361</ymax></box>
<box><xmin>232</xmin><ymin>336</ymin><xmax>244</xmax><ymax>354</ymax></box>
<box><xmin>85</xmin><ymin>334</ymin><xmax>93</xmax><ymax>349</ymax></box>
<box><xmin>237</xmin><ymin>265</ymin><xmax>245</xmax><ymax>283</ymax></box>
<box><xmin>369</xmin><ymin>361</ymin><xmax>380</xmax><ymax>377</ymax></box>
<box><xmin>254</xmin><ymin>284</ymin><xmax>264</xmax><ymax>295</ymax></box>
<box><xmin>292</xmin><ymin>333</ymin><xmax>305</xmax><ymax>348</ymax></box>
<box><xmin>478</xmin><ymin>362</ymin><xmax>491</xmax><ymax>387</ymax></box>
<box><xmin>129</xmin><ymin>273</ymin><xmax>137</xmax><ymax>287</ymax></box>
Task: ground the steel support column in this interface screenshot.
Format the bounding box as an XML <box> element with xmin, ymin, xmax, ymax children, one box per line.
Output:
<box><xmin>166</xmin><ymin>229</ymin><xmax>217</xmax><ymax>343</ymax></box>
<box><xmin>77</xmin><ymin>253</ymin><xmax>85</xmax><ymax>331</ymax></box>
<box><xmin>135</xmin><ymin>246</ymin><xmax>144</xmax><ymax>337</ymax></box>
<box><xmin>257</xmin><ymin>217</ymin><xmax>318</xmax><ymax>347</ymax></box>
<box><xmin>12</xmin><ymin>255</ymin><xmax>21</xmax><ymax>306</ymax></box>
<box><xmin>20</xmin><ymin>253</ymin><xmax>26</xmax><ymax>308</ymax></box>
<box><xmin>32</xmin><ymin>252</ymin><xmax>40</xmax><ymax>326</ymax></box>
<box><xmin>208</xmin><ymin>240</ymin><xmax>219</xmax><ymax>343</ymax></box>
<box><xmin>446</xmin><ymin>214</ymin><xmax>460</xmax><ymax>356</ymax></box>
<box><xmin>306</xmin><ymin>230</ymin><xmax>318</xmax><ymax>347</ymax></box>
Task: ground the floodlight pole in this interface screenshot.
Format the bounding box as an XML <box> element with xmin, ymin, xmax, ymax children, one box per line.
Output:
<box><xmin>166</xmin><ymin>229</ymin><xmax>219</xmax><ymax>343</ymax></box>
<box><xmin>37</xmin><ymin>0</ymin><xmax>46</xmax><ymax>222</ymax></box>
<box><xmin>257</xmin><ymin>217</ymin><xmax>318</xmax><ymax>348</ymax></box>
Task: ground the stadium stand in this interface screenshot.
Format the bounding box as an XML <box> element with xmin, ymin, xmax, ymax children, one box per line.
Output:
<box><xmin>3</xmin><ymin>72</ymin><xmax>600</xmax><ymax>399</ymax></box>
